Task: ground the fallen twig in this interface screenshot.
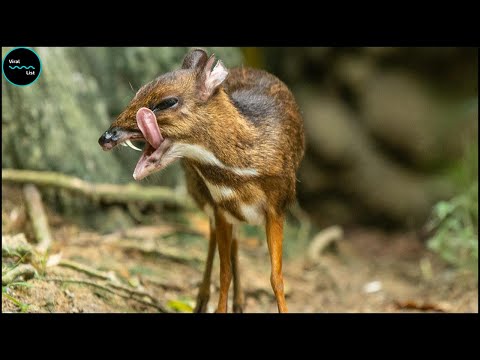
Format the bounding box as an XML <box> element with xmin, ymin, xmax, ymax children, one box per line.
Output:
<box><xmin>23</xmin><ymin>184</ymin><xmax>53</xmax><ymax>253</ymax></box>
<box><xmin>119</xmin><ymin>225</ymin><xmax>202</xmax><ymax>240</ymax></box>
<box><xmin>55</xmin><ymin>259</ymin><xmax>165</xmax><ymax>309</ymax></box>
<box><xmin>58</xmin><ymin>259</ymin><xmax>114</xmax><ymax>281</ymax></box>
<box><xmin>3</xmin><ymin>169</ymin><xmax>194</xmax><ymax>208</ymax></box>
<box><xmin>45</xmin><ymin>277</ymin><xmax>168</xmax><ymax>312</ymax></box>
<box><xmin>107</xmin><ymin>281</ymin><xmax>156</xmax><ymax>300</ymax></box>
<box><xmin>307</xmin><ymin>225</ymin><xmax>344</xmax><ymax>262</ymax></box>
<box><xmin>2</xmin><ymin>264</ymin><xmax>37</xmax><ymax>285</ymax></box>
<box><xmin>141</xmin><ymin>277</ymin><xmax>186</xmax><ymax>291</ymax></box>
<box><xmin>116</xmin><ymin>239</ymin><xmax>202</xmax><ymax>267</ymax></box>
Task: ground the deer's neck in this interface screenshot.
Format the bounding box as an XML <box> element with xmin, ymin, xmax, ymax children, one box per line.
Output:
<box><xmin>185</xmin><ymin>90</ymin><xmax>257</xmax><ymax>169</ymax></box>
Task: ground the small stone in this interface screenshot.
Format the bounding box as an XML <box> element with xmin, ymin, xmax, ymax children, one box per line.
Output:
<box><xmin>363</xmin><ymin>281</ymin><xmax>382</xmax><ymax>294</ymax></box>
<box><xmin>64</xmin><ymin>289</ymin><xmax>75</xmax><ymax>299</ymax></box>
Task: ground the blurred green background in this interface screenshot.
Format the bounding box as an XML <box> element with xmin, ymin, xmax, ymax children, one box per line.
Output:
<box><xmin>2</xmin><ymin>47</ymin><xmax>478</xmax><ymax>269</ymax></box>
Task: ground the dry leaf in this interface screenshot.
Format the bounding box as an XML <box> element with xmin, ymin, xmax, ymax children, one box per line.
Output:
<box><xmin>394</xmin><ymin>300</ymin><xmax>452</xmax><ymax>312</ymax></box>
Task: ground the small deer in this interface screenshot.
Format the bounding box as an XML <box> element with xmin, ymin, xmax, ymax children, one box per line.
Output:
<box><xmin>98</xmin><ymin>49</ymin><xmax>305</xmax><ymax>313</ymax></box>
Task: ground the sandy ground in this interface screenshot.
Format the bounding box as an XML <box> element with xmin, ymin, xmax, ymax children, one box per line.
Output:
<box><xmin>2</xmin><ymin>185</ymin><xmax>477</xmax><ymax>313</ymax></box>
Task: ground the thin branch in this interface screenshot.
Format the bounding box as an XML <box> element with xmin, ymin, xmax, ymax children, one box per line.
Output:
<box><xmin>141</xmin><ymin>277</ymin><xmax>186</xmax><ymax>291</ymax></box>
<box><xmin>2</xmin><ymin>264</ymin><xmax>37</xmax><ymax>285</ymax></box>
<box><xmin>107</xmin><ymin>281</ymin><xmax>157</xmax><ymax>300</ymax></box>
<box><xmin>58</xmin><ymin>259</ymin><xmax>113</xmax><ymax>281</ymax></box>
<box><xmin>45</xmin><ymin>277</ymin><xmax>168</xmax><ymax>312</ymax></box>
<box><xmin>307</xmin><ymin>225</ymin><xmax>344</xmax><ymax>261</ymax></box>
<box><xmin>116</xmin><ymin>240</ymin><xmax>202</xmax><ymax>267</ymax></box>
<box><xmin>56</xmin><ymin>259</ymin><xmax>164</xmax><ymax>309</ymax></box>
<box><xmin>2</xmin><ymin>169</ymin><xmax>194</xmax><ymax>208</ymax></box>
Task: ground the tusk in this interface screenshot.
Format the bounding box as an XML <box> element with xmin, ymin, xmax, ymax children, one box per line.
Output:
<box><xmin>121</xmin><ymin>143</ymin><xmax>128</xmax><ymax>147</ymax></box>
<box><xmin>125</xmin><ymin>139</ymin><xmax>142</xmax><ymax>151</ymax></box>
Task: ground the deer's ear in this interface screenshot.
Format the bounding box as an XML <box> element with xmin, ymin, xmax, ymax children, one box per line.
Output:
<box><xmin>182</xmin><ymin>49</ymin><xmax>208</xmax><ymax>70</ymax></box>
<box><xmin>197</xmin><ymin>54</ymin><xmax>229</xmax><ymax>101</ymax></box>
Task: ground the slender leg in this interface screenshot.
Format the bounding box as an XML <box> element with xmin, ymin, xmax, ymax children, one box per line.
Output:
<box><xmin>266</xmin><ymin>213</ymin><xmax>288</xmax><ymax>313</ymax></box>
<box><xmin>231</xmin><ymin>233</ymin><xmax>244</xmax><ymax>313</ymax></box>
<box><xmin>215</xmin><ymin>211</ymin><xmax>233</xmax><ymax>313</ymax></box>
<box><xmin>194</xmin><ymin>219</ymin><xmax>216</xmax><ymax>313</ymax></box>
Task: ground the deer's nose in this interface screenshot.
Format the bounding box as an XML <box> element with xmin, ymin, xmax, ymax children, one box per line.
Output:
<box><xmin>98</xmin><ymin>127</ymin><xmax>123</xmax><ymax>150</ymax></box>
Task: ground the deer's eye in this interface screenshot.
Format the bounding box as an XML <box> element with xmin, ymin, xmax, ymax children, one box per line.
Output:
<box><xmin>153</xmin><ymin>98</ymin><xmax>178</xmax><ymax>112</ymax></box>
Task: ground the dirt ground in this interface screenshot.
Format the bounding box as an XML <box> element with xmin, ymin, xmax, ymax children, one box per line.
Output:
<box><xmin>2</xmin><ymin>185</ymin><xmax>478</xmax><ymax>313</ymax></box>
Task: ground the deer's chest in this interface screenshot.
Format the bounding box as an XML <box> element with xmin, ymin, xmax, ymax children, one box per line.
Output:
<box><xmin>185</xmin><ymin>161</ymin><xmax>266</xmax><ymax>226</ymax></box>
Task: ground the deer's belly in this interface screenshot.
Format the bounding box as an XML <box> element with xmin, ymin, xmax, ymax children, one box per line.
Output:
<box><xmin>193</xmin><ymin>165</ymin><xmax>266</xmax><ymax>226</ymax></box>
<box><xmin>204</xmin><ymin>200</ymin><xmax>265</xmax><ymax>226</ymax></box>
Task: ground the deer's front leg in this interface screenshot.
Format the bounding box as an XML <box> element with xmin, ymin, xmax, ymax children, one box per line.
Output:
<box><xmin>215</xmin><ymin>211</ymin><xmax>232</xmax><ymax>313</ymax></box>
<box><xmin>231</xmin><ymin>234</ymin><xmax>244</xmax><ymax>313</ymax></box>
<box><xmin>194</xmin><ymin>219</ymin><xmax>217</xmax><ymax>313</ymax></box>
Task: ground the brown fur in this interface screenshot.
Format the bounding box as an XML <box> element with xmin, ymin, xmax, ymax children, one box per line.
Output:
<box><xmin>101</xmin><ymin>49</ymin><xmax>305</xmax><ymax>312</ymax></box>
<box><xmin>193</xmin><ymin>219</ymin><xmax>217</xmax><ymax>313</ymax></box>
<box><xmin>266</xmin><ymin>212</ymin><xmax>287</xmax><ymax>312</ymax></box>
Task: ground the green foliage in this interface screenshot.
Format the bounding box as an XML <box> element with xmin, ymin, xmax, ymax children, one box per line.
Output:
<box><xmin>2</xmin><ymin>283</ymin><xmax>32</xmax><ymax>312</ymax></box>
<box><xmin>167</xmin><ymin>298</ymin><xmax>194</xmax><ymax>313</ymax></box>
<box><xmin>2</xmin><ymin>242</ymin><xmax>35</xmax><ymax>311</ymax></box>
<box><xmin>427</xmin><ymin>182</ymin><xmax>478</xmax><ymax>271</ymax></box>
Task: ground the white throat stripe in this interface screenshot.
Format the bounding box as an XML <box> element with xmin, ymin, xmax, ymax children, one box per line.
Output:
<box><xmin>171</xmin><ymin>143</ymin><xmax>259</xmax><ymax>176</ymax></box>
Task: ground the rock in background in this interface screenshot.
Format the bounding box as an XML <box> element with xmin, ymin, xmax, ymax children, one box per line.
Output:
<box><xmin>2</xmin><ymin>47</ymin><xmax>243</xmax><ymax>185</ymax></box>
<box><xmin>2</xmin><ymin>47</ymin><xmax>243</xmax><ymax>226</ymax></box>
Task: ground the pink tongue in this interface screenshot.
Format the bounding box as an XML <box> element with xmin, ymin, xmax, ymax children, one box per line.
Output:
<box><xmin>136</xmin><ymin>107</ymin><xmax>163</xmax><ymax>149</ymax></box>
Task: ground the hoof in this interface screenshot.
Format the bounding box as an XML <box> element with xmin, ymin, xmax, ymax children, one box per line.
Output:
<box><xmin>194</xmin><ymin>296</ymin><xmax>209</xmax><ymax>313</ymax></box>
<box><xmin>233</xmin><ymin>303</ymin><xmax>244</xmax><ymax>313</ymax></box>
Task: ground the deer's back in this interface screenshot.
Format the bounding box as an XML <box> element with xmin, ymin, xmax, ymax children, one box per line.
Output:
<box><xmin>225</xmin><ymin>67</ymin><xmax>305</xmax><ymax>169</ymax></box>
